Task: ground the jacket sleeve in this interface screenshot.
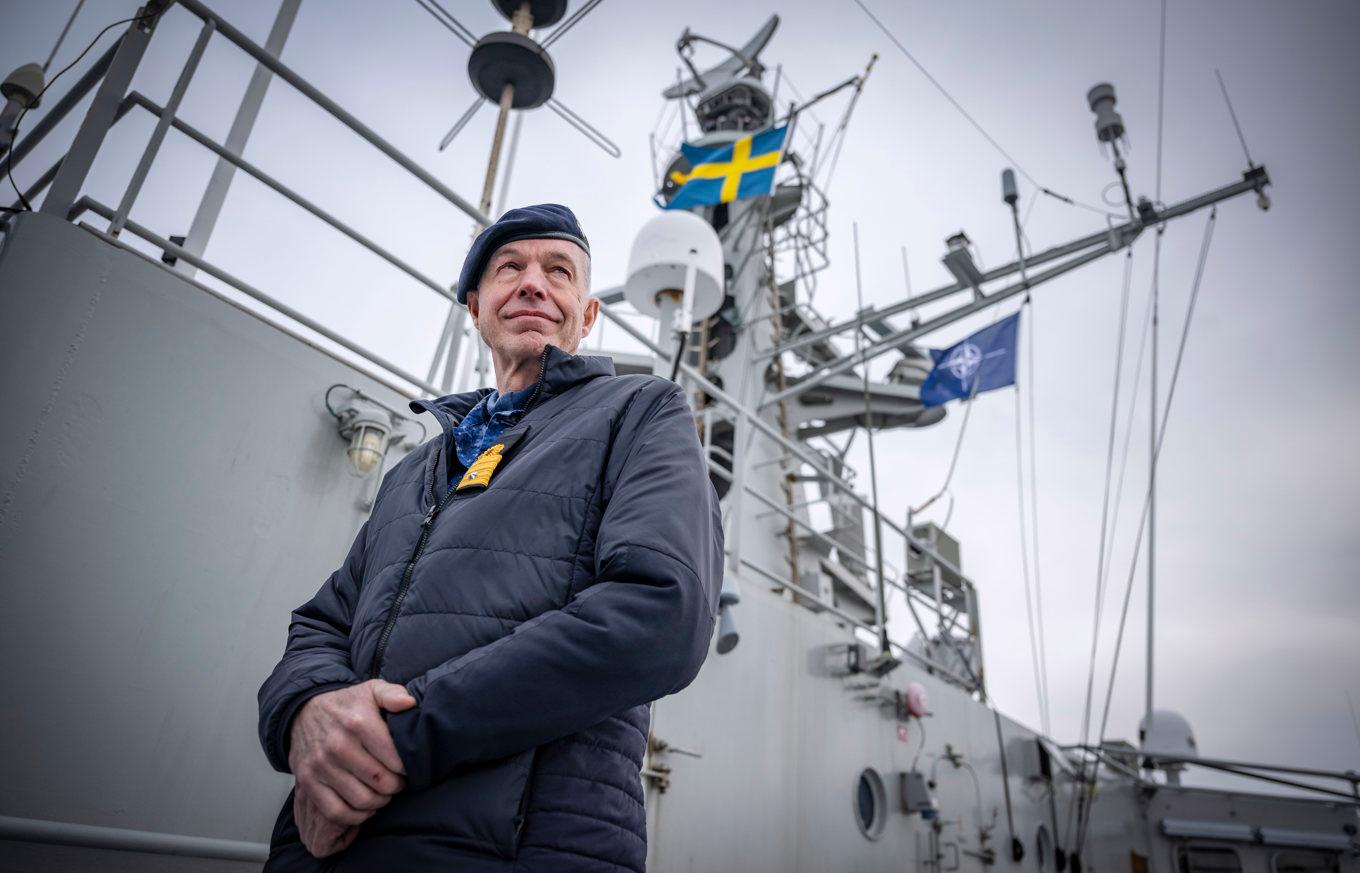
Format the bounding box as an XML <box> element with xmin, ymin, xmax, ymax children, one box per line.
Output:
<box><xmin>386</xmin><ymin>382</ymin><xmax>724</xmax><ymax>790</ymax></box>
<box><xmin>256</xmin><ymin>519</ymin><xmax>369</xmax><ymax>773</ymax></box>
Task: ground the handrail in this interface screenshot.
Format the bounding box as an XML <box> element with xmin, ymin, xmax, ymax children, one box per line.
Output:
<box><xmin>597</xmin><ymin>302</ymin><xmax>976</xmax><ymax>586</ymax></box>
<box><xmin>125</xmin><ymin>92</ymin><xmax>451</xmax><ymax>300</ymax></box>
<box><xmin>1062</xmin><ymin>743</ymin><xmax>1360</xmax><ymax>803</ymax></box>
<box><xmin>1093</xmin><ymin>745</ymin><xmax>1360</xmax><ymax>789</ymax></box>
<box><xmin>173</xmin><ymin>0</ymin><xmax>491</xmax><ymax>230</ymax></box>
<box><xmin>738</xmin><ymin>557</ymin><xmax>978</xmax><ymax>690</ymax></box>
<box><xmin>0</xmin><ymin>814</ymin><xmax>268</xmax><ymax>863</ymax></box>
<box><xmin>71</xmin><ymin>197</ymin><xmax>444</xmax><ymax>397</ymax></box>
<box><xmin>7</xmin><ymin>95</ymin><xmax>140</xmax><ymax>213</ymax></box>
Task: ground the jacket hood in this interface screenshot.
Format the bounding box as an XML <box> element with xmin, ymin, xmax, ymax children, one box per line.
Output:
<box><xmin>408</xmin><ymin>345</ymin><xmax>616</xmax><ymax>436</ymax></box>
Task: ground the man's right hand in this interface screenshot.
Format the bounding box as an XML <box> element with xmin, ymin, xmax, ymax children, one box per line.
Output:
<box><xmin>288</xmin><ymin>679</ymin><xmax>416</xmax><ymax>841</ymax></box>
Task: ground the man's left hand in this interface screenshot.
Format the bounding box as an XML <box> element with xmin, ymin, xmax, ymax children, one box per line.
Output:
<box><xmin>295</xmin><ymin>789</ymin><xmax>360</xmax><ymax>858</ymax></box>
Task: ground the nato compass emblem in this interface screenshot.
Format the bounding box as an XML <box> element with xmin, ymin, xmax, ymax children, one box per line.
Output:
<box><xmin>943</xmin><ymin>342</ymin><xmax>983</xmax><ymax>385</ymax></box>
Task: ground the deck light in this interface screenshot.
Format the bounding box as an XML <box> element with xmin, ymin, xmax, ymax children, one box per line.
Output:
<box><xmin>326</xmin><ymin>386</ymin><xmax>399</xmax><ymax>477</ymax></box>
<box><xmin>341</xmin><ymin>400</ymin><xmax>392</xmax><ymax>476</ymax></box>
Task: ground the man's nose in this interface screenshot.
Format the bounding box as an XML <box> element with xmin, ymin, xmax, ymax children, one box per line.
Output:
<box><xmin>515</xmin><ymin>263</ymin><xmax>550</xmax><ymax>299</ymax></box>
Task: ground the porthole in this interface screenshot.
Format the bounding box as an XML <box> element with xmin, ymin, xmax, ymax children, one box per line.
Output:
<box><xmin>854</xmin><ymin>767</ymin><xmax>887</xmax><ymax>840</ymax></box>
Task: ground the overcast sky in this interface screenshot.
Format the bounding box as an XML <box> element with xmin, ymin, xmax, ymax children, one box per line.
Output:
<box><xmin>3</xmin><ymin>0</ymin><xmax>1358</xmax><ymax>793</ymax></box>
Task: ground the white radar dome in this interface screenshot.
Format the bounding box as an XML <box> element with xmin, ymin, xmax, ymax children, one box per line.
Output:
<box><xmin>623</xmin><ymin>211</ymin><xmax>724</xmax><ymax>322</ymax></box>
<box><xmin>1138</xmin><ymin>709</ymin><xmax>1197</xmax><ymax>758</ymax></box>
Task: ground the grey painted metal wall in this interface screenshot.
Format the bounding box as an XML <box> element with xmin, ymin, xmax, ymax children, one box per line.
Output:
<box><xmin>0</xmin><ymin>213</ymin><xmax>415</xmax><ymax>869</ymax></box>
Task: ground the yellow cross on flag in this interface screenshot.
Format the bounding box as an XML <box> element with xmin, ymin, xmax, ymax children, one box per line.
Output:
<box><xmin>664</xmin><ymin>125</ymin><xmax>788</xmax><ymax>210</ymax></box>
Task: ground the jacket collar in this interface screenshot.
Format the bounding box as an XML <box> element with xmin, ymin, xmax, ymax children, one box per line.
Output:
<box><xmin>408</xmin><ymin>344</ymin><xmax>615</xmax><ymax>437</ymax></box>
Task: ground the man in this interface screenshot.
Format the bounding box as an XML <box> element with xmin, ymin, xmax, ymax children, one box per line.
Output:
<box><xmin>257</xmin><ymin>204</ymin><xmax>724</xmax><ymax>872</ymax></box>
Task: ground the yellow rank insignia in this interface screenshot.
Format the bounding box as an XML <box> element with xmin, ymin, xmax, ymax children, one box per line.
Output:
<box><xmin>457</xmin><ymin>443</ymin><xmax>506</xmax><ymax>492</ymax></box>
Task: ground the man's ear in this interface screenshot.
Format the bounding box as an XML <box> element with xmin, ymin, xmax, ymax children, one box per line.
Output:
<box><xmin>465</xmin><ymin>291</ymin><xmax>480</xmax><ymax>326</ymax></box>
<box><xmin>580</xmin><ymin>295</ymin><xmax>600</xmax><ymax>339</ymax></box>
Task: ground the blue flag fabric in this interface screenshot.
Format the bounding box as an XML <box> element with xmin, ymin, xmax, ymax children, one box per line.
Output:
<box><xmin>919</xmin><ymin>312</ymin><xmax>1021</xmax><ymax>407</ymax></box>
<box><xmin>664</xmin><ymin>125</ymin><xmax>788</xmax><ymax>210</ymax></box>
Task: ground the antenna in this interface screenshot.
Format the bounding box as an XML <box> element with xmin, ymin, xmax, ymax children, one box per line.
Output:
<box><xmin>416</xmin><ymin>0</ymin><xmax>622</xmax><ymax>197</ymax></box>
<box><xmin>1087</xmin><ymin>83</ymin><xmax>1136</xmax><ymax>222</ymax></box>
<box><xmin>662</xmin><ymin>15</ymin><xmax>779</xmax><ymax>99</ymax></box>
<box><xmin>1002</xmin><ymin>168</ymin><xmax>1029</xmax><ymax>290</ymax></box>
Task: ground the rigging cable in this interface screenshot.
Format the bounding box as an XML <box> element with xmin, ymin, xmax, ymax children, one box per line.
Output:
<box><xmin>44</xmin><ymin>0</ymin><xmax>89</xmax><ymax>73</ymax></box>
<box><xmin>912</xmin><ymin>343</ymin><xmax>985</xmax><ymax>526</ymax></box>
<box><xmin>6</xmin><ymin>8</ymin><xmax>157</xmax><ymax>211</ymax></box>
<box><xmin>1073</xmin><ymin>0</ymin><xmax>1171</xmax><ymax>844</ymax></box>
<box><xmin>913</xmin><ymin>293</ymin><xmax>1011</xmax><ymax>531</ymax></box>
<box><xmin>1214</xmin><ymin>68</ymin><xmax>1255</xmax><ymax>168</ymax></box>
<box><xmin>1064</xmin><ymin>246</ymin><xmax>1136</xmax><ymax>849</ymax></box>
<box><xmin>1099</xmin><ymin>253</ymin><xmax>1157</xmax><ymax>593</ymax></box>
<box><xmin>853</xmin><ymin>221</ymin><xmax>892</xmax><ymax>655</ymax></box>
<box><xmin>852</xmin><ymin>0</ymin><xmax>1120</xmax><ymax>219</ymax></box>
<box><xmin>1078</xmin><ymin>207</ymin><xmax>1218</xmax><ymax>853</ymax></box>
<box><xmin>813</xmin><ymin>56</ymin><xmax>877</xmax><ymax>191</ymax></box>
<box><xmin>1023</xmin><ymin>296</ymin><xmax>1053</xmax><ymax>736</ymax></box>
<box><xmin>411</xmin><ymin>0</ymin><xmax>476</xmax><ymax>47</ymax></box>
<box><xmin>1013</xmin><ymin>305</ymin><xmax>1050</xmax><ymax>738</ymax></box>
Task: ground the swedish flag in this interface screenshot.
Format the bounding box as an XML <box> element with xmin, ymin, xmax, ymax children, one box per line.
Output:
<box><xmin>665</xmin><ymin>125</ymin><xmax>789</xmax><ymax>210</ymax></box>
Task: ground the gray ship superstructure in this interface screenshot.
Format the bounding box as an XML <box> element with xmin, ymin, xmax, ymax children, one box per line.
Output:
<box><xmin>0</xmin><ymin>2</ymin><xmax>1356</xmax><ymax>872</ymax></box>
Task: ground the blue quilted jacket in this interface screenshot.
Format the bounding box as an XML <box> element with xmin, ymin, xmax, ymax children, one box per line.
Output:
<box><xmin>257</xmin><ymin>346</ymin><xmax>723</xmax><ymax>871</ymax></box>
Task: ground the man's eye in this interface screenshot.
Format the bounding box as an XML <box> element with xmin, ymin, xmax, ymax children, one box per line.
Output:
<box><xmin>552</xmin><ymin>266</ymin><xmax>570</xmax><ymax>277</ymax></box>
<box><xmin>498</xmin><ymin>262</ymin><xmax>520</xmax><ymax>273</ymax></box>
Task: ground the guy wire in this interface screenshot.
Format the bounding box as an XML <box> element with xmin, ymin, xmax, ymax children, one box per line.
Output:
<box><xmin>1078</xmin><ymin>208</ymin><xmax>1218</xmax><ymax>853</ymax></box>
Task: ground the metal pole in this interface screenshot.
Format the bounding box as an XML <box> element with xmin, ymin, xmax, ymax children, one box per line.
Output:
<box><xmin>478</xmin><ymin>1</ymin><xmax>532</xmax><ymax>218</ymax></box>
<box><xmin>178</xmin><ymin>0</ymin><xmax>302</xmax><ymax>277</ymax></box>
<box><xmin>480</xmin><ymin>83</ymin><xmax>516</xmax><ymax>216</ymax></box>
<box><xmin>8</xmin><ymin>93</ymin><xmax>138</xmax><ymax>212</ymax></box>
<box><xmin>440</xmin><ymin>307</ymin><xmax>470</xmax><ymax>393</ymax></box>
<box><xmin>40</xmin><ymin>4</ymin><xmax>167</xmax><ymax>217</ymax></box>
<box><xmin>764</xmin><ymin>242</ymin><xmax>1119</xmax><ymax>406</ymax></box>
<box><xmin>494</xmin><ymin>110</ymin><xmax>525</xmax><ymax>216</ymax></box>
<box><xmin>1147</xmin><ymin>236</ymin><xmax>1160</xmax><ymax>735</ymax></box>
<box><xmin>652</xmin><ymin>291</ymin><xmax>681</xmax><ymax>378</ymax></box>
<box><xmin>853</xmin><ymin>222</ymin><xmax>890</xmax><ymax>654</ymax></box>
<box><xmin>43</xmin><ymin>0</ymin><xmax>90</xmax><ymax>72</ymax></box>
<box><xmin>110</xmin><ymin>19</ymin><xmax>215</xmax><ymax>236</ymax></box>
<box><xmin>764</xmin><ymin>170</ymin><xmax>1268</xmax><ymax>364</ymax></box>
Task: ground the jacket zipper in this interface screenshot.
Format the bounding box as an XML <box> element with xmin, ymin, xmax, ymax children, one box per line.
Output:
<box><xmin>366</xmin><ymin>348</ymin><xmax>551</xmax><ymax>680</ymax></box>
<box><xmin>514</xmin><ymin>347</ymin><xmax>550</xmax><ymax>418</ymax></box>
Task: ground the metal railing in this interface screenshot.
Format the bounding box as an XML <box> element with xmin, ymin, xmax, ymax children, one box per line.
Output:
<box><xmin>599</xmin><ymin>304</ymin><xmax>987</xmax><ymax>694</ymax></box>
<box><xmin>5</xmin><ymin>0</ymin><xmax>490</xmax><ymax>396</ymax></box>
<box><xmin>0</xmin><ymin>814</ymin><xmax>268</xmax><ymax>863</ymax></box>
<box><xmin>1065</xmin><ymin>745</ymin><xmax>1360</xmax><ymax>804</ymax></box>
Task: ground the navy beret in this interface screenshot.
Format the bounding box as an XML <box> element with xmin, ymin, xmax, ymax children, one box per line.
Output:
<box><xmin>456</xmin><ymin>203</ymin><xmax>590</xmax><ymax>304</ymax></box>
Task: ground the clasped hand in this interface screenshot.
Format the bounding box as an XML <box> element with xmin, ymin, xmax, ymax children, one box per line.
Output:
<box><xmin>288</xmin><ymin>679</ymin><xmax>416</xmax><ymax>858</ymax></box>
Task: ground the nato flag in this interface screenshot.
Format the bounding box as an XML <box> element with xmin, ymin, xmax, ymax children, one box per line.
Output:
<box><xmin>919</xmin><ymin>312</ymin><xmax>1021</xmax><ymax>407</ymax></box>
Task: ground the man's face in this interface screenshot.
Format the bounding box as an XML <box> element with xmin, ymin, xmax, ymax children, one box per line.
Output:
<box><xmin>467</xmin><ymin>238</ymin><xmax>598</xmax><ymax>361</ymax></box>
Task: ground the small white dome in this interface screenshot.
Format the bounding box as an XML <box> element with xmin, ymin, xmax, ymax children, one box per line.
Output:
<box><xmin>1138</xmin><ymin>709</ymin><xmax>1197</xmax><ymax>758</ymax></box>
<box><xmin>624</xmin><ymin>211</ymin><xmax>724</xmax><ymax>322</ymax></box>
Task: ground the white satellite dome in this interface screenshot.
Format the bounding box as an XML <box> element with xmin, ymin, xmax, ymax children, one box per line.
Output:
<box><xmin>623</xmin><ymin>210</ymin><xmax>724</xmax><ymax>322</ymax></box>
<box><xmin>1138</xmin><ymin>709</ymin><xmax>1197</xmax><ymax>758</ymax></box>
